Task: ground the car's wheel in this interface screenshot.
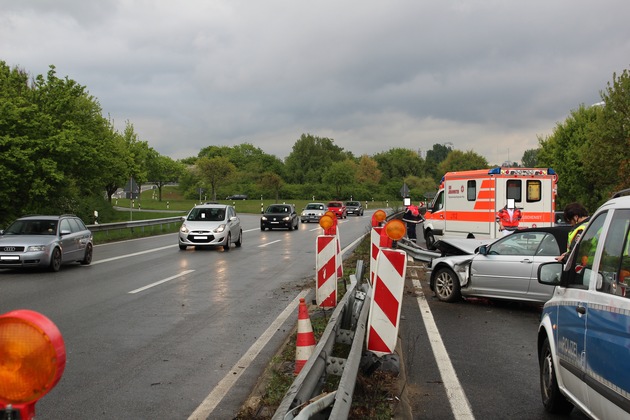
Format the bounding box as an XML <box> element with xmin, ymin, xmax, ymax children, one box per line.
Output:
<box><xmin>433</xmin><ymin>267</ymin><xmax>461</xmax><ymax>302</ymax></box>
<box><xmin>425</xmin><ymin>230</ymin><xmax>436</xmax><ymax>250</ymax></box>
<box><xmin>261</xmin><ymin>225</ymin><xmax>265</xmax><ymax>231</ymax></box>
<box><xmin>179</xmin><ymin>244</ymin><xmax>187</xmax><ymax>250</ymax></box>
<box><xmin>49</xmin><ymin>247</ymin><xmax>62</xmax><ymax>272</ymax></box>
<box><xmin>235</xmin><ymin>230</ymin><xmax>242</xmax><ymax>247</ymax></box>
<box><xmin>223</xmin><ymin>234</ymin><xmax>231</xmax><ymax>251</ymax></box>
<box><xmin>540</xmin><ymin>337</ymin><xmax>574</xmax><ymax>414</ymax></box>
<box><xmin>81</xmin><ymin>243</ymin><xmax>93</xmax><ymax>265</ymax></box>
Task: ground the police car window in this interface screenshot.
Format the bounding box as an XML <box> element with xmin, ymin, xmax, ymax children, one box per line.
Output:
<box><xmin>566</xmin><ymin>211</ymin><xmax>607</xmax><ymax>288</ymax></box>
<box><xmin>597</xmin><ymin>209</ymin><xmax>630</xmax><ymax>297</ymax></box>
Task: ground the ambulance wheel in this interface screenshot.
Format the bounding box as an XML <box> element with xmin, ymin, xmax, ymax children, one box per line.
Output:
<box><xmin>433</xmin><ymin>267</ymin><xmax>461</xmax><ymax>302</ymax></box>
<box><xmin>540</xmin><ymin>337</ymin><xmax>574</xmax><ymax>414</ymax></box>
<box><xmin>425</xmin><ymin>230</ymin><xmax>436</xmax><ymax>250</ymax></box>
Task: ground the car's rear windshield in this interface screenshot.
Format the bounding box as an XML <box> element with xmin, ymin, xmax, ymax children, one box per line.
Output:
<box><xmin>187</xmin><ymin>207</ymin><xmax>226</xmax><ymax>221</ymax></box>
<box><xmin>5</xmin><ymin>220</ymin><xmax>58</xmax><ymax>235</ymax></box>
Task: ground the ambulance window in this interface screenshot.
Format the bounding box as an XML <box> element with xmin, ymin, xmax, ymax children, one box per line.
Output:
<box><xmin>597</xmin><ymin>209</ymin><xmax>630</xmax><ymax>297</ymax></box>
<box><xmin>506</xmin><ymin>180</ymin><xmax>521</xmax><ymax>203</ymax></box>
<box><xmin>432</xmin><ymin>191</ymin><xmax>444</xmax><ymax>212</ymax></box>
<box><xmin>467</xmin><ymin>180</ymin><xmax>476</xmax><ymax>201</ymax></box>
<box><xmin>526</xmin><ymin>180</ymin><xmax>542</xmax><ymax>202</ymax></box>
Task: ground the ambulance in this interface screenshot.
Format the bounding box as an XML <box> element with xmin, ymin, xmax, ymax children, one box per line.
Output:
<box><xmin>422</xmin><ymin>167</ymin><xmax>558</xmax><ymax>248</ymax></box>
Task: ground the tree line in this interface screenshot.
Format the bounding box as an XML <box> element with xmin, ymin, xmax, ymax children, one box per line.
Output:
<box><xmin>1</xmin><ymin>60</ymin><xmax>628</xmax><ymax>226</ymax></box>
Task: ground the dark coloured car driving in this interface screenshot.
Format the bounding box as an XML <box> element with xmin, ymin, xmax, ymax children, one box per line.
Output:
<box><xmin>261</xmin><ymin>204</ymin><xmax>299</xmax><ymax>231</ymax></box>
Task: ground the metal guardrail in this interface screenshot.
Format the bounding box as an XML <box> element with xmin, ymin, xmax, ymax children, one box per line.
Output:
<box><xmin>397</xmin><ymin>239</ymin><xmax>441</xmax><ymax>262</ymax></box>
<box><xmin>87</xmin><ymin>216</ymin><xmax>184</xmax><ymax>233</ymax></box>
<box><xmin>272</xmin><ymin>261</ymin><xmax>370</xmax><ymax>420</ymax></box>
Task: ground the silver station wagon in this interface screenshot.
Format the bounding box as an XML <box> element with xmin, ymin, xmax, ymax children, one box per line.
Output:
<box><xmin>0</xmin><ymin>214</ymin><xmax>93</xmax><ymax>272</ymax></box>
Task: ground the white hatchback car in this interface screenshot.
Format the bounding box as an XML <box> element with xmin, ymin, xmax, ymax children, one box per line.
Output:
<box><xmin>537</xmin><ymin>189</ymin><xmax>630</xmax><ymax>418</ymax></box>
<box><xmin>178</xmin><ymin>204</ymin><xmax>242</xmax><ymax>251</ymax></box>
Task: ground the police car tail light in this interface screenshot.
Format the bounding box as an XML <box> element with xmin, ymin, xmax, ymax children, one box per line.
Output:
<box><xmin>0</xmin><ymin>310</ymin><xmax>66</xmax><ymax>419</ymax></box>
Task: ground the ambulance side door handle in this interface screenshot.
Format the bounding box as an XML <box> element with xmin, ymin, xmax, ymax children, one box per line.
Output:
<box><xmin>576</xmin><ymin>304</ymin><xmax>586</xmax><ymax>315</ymax></box>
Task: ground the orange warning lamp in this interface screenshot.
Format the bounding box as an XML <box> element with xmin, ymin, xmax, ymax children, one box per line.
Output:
<box><xmin>325</xmin><ymin>210</ymin><xmax>337</xmax><ymax>220</ymax></box>
<box><xmin>0</xmin><ymin>309</ymin><xmax>66</xmax><ymax>420</ymax></box>
<box><xmin>319</xmin><ymin>214</ymin><xmax>335</xmax><ymax>230</ymax></box>
<box><xmin>371</xmin><ymin>209</ymin><xmax>387</xmax><ymax>227</ymax></box>
<box><xmin>385</xmin><ymin>219</ymin><xmax>406</xmax><ymax>241</ymax></box>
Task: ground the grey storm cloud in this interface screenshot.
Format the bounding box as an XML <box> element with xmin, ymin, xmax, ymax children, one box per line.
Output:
<box><xmin>1</xmin><ymin>0</ymin><xmax>629</xmax><ymax>164</ymax></box>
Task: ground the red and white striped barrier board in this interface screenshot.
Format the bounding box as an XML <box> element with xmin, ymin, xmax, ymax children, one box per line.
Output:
<box><xmin>366</xmin><ymin>248</ymin><xmax>407</xmax><ymax>357</ymax></box>
<box><xmin>369</xmin><ymin>226</ymin><xmax>383</xmax><ymax>286</ymax></box>
<box><xmin>316</xmin><ymin>235</ymin><xmax>337</xmax><ymax>308</ymax></box>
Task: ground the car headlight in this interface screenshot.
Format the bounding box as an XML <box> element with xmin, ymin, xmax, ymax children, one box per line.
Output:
<box><xmin>261</xmin><ymin>216</ymin><xmax>268</xmax><ymax>221</ymax></box>
<box><xmin>283</xmin><ymin>216</ymin><xmax>290</xmax><ymax>221</ymax></box>
<box><xmin>26</xmin><ymin>245</ymin><xmax>47</xmax><ymax>252</ymax></box>
<box><xmin>215</xmin><ymin>224</ymin><xmax>226</xmax><ymax>233</ymax></box>
<box><xmin>180</xmin><ymin>224</ymin><xmax>189</xmax><ymax>233</ymax></box>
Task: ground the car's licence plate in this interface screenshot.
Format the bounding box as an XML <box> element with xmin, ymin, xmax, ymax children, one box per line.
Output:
<box><xmin>193</xmin><ymin>236</ymin><xmax>208</xmax><ymax>240</ymax></box>
<box><xmin>0</xmin><ymin>255</ymin><xmax>20</xmax><ymax>261</ymax></box>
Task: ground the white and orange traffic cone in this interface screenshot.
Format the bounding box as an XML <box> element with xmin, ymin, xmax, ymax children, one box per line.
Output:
<box><xmin>294</xmin><ymin>297</ymin><xmax>316</xmax><ymax>375</ymax></box>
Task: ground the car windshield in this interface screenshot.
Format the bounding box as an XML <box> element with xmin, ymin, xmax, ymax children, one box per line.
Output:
<box><xmin>5</xmin><ymin>220</ymin><xmax>58</xmax><ymax>235</ymax></box>
<box><xmin>328</xmin><ymin>203</ymin><xmax>341</xmax><ymax>207</ymax></box>
<box><xmin>267</xmin><ymin>205</ymin><xmax>289</xmax><ymax>213</ymax></box>
<box><xmin>306</xmin><ymin>204</ymin><xmax>323</xmax><ymax>210</ymax></box>
<box><xmin>187</xmin><ymin>208</ymin><xmax>226</xmax><ymax>222</ymax></box>
<box><xmin>347</xmin><ymin>202</ymin><xmax>359</xmax><ymax>206</ymax></box>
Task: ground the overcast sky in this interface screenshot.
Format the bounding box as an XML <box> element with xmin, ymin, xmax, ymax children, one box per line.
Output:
<box><xmin>2</xmin><ymin>1</ymin><xmax>629</xmax><ymax>165</ymax></box>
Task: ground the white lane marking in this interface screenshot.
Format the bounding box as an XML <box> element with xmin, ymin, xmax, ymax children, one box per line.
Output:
<box><xmin>128</xmin><ymin>270</ymin><xmax>195</xmax><ymax>294</ymax></box>
<box><xmin>258</xmin><ymin>239</ymin><xmax>281</xmax><ymax>247</ymax></box>
<box><xmin>413</xmin><ymin>278</ymin><xmax>475</xmax><ymax>420</ymax></box>
<box><xmin>92</xmin><ymin>244</ymin><xmax>177</xmax><ymax>264</ymax></box>
<box><xmin>188</xmin><ymin>289</ymin><xmax>310</xmax><ymax>420</ymax></box>
<box><xmin>242</xmin><ymin>228</ymin><xmax>259</xmax><ymax>233</ymax></box>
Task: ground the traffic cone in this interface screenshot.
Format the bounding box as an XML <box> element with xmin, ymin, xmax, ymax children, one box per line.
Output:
<box><xmin>294</xmin><ymin>297</ymin><xmax>316</xmax><ymax>375</ymax></box>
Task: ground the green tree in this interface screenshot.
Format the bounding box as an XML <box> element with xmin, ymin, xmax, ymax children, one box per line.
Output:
<box><xmin>583</xmin><ymin>70</ymin><xmax>630</xmax><ymax>201</ymax></box>
<box><xmin>521</xmin><ymin>149</ymin><xmax>539</xmax><ymax>168</ymax></box>
<box><xmin>147</xmin><ymin>153</ymin><xmax>184</xmax><ymax>201</ymax></box>
<box><xmin>196</xmin><ymin>156</ymin><xmax>236</xmax><ymax>201</ymax></box>
<box><xmin>322</xmin><ymin>160</ymin><xmax>357</xmax><ymax>199</ymax></box>
<box><xmin>425</xmin><ymin>143</ymin><xmax>453</xmax><ymax>181</ymax></box>
<box><xmin>537</xmin><ymin>105</ymin><xmax>599</xmax><ymax>209</ymax></box>
<box><xmin>437</xmin><ymin>150</ymin><xmax>488</xmax><ymax>174</ymax></box>
<box><xmin>284</xmin><ymin>134</ymin><xmax>351</xmax><ymax>184</ymax></box>
<box><xmin>259</xmin><ymin>172</ymin><xmax>284</xmax><ymax>201</ymax></box>
<box><xmin>373</xmin><ymin>148</ymin><xmax>423</xmax><ymax>180</ymax></box>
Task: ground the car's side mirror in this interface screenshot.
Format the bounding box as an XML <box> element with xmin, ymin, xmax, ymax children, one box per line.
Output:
<box><xmin>60</xmin><ymin>229</ymin><xmax>71</xmax><ymax>236</ymax></box>
<box><xmin>538</xmin><ymin>262</ymin><xmax>563</xmax><ymax>285</ymax></box>
<box><xmin>478</xmin><ymin>245</ymin><xmax>488</xmax><ymax>255</ymax></box>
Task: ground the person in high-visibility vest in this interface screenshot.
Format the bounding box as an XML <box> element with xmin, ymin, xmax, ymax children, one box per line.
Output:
<box><xmin>496</xmin><ymin>199</ymin><xmax>522</xmax><ymax>236</ymax></box>
<box><xmin>556</xmin><ymin>202</ymin><xmax>590</xmax><ymax>263</ymax></box>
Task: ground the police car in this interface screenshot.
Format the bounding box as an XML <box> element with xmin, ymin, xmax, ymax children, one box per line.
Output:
<box><xmin>536</xmin><ymin>189</ymin><xmax>630</xmax><ymax>418</ymax></box>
